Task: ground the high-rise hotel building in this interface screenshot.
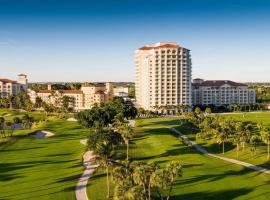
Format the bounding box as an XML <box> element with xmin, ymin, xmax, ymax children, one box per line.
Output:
<box><xmin>135</xmin><ymin>42</ymin><xmax>192</xmax><ymax>110</ymax></box>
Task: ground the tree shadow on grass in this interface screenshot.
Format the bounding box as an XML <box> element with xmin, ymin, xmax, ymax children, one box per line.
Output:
<box><xmin>140</xmin><ymin>119</ymin><xmax>180</xmax><ymax>127</ymax></box>
<box><xmin>0</xmin><ymin>173</ymin><xmax>25</xmax><ymax>182</ymax></box>
<box><xmin>0</xmin><ymin>146</ymin><xmax>44</xmax><ymax>152</ymax></box>
<box><xmin>176</xmin><ymin>168</ymin><xmax>252</xmax><ymax>187</ymax></box>
<box><xmin>203</xmin><ymin>142</ymin><xmax>235</xmax><ymax>154</ymax></box>
<box><xmin>171</xmin><ymin>188</ymin><xmax>253</xmax><ymax>200</ymax></box>
<box><xmin>45</xmin><ymin>152</ymin><xmax>74</xmax><ymax>157</ymax></box>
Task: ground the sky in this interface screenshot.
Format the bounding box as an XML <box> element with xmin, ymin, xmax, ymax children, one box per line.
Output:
<box><xmin>0</xmin><ymin>0</ymin><xmax>270</xmax><ymax>82</ymax></box>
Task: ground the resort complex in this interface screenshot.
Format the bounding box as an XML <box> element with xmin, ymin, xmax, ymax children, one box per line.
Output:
<box><xmin>1</xmin><ymin>1</ymin><xmax>270</xmax><ymax>198</ymax></box>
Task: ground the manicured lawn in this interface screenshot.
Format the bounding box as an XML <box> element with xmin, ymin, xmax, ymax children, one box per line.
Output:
<box><xmin>0</xmin><ymin>109</ymin><xmax>46</xmax><ymax>121</ymax></box>
<box><xmin>0</xmin><ymin>116</ymin><xmax>89</xmax><ymax>200</ymax></box>
<box><xmin>87</xmin><ymin>117</ymin><xmax>270</xmax><ymax>200</ymax></box>
<box><xmin>194</xmin><ymin>112</ymin><xmax>270</xmax><ymax>169</ymax></box>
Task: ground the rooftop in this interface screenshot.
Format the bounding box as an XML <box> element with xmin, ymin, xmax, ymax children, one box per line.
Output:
<box><xmin>36</xmin><ymin>90</ymin><xmax>83</xmax><ymax>94</ymax></box>
<box><xmin>138</xmin><ymin>42</ymin><xmax>184</xmax><ymax>50</ymax></box>
<box><xmin>193</xmin><ymin>80</ymin><xmax>248</xmax><ymax>87</ymax></box>
<box><xmin>0</xmin><ymin>79</ymin><xmax>18</xmax><ymax>84</ymax></box>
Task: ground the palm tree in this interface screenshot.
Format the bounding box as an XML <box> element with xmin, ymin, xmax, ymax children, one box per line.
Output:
<box><xmin>237</xmin><ymin>122</ymin><xmax>253</xmax><ymax>152</ymax></box>
<box><xmin>61</xmin><ymin>95</ymin><xmax>71</xmax><ymax>113</ymax></box>
<box><xmin>205</xmin><ymin>107</ymin><xmax>212</xmax><ymax>115</ymax></box>
<box><xmin>194</xmin><ymin>107</ymin><xmax>201</xmax><ymax>116</ymax></box>
<box><xmin>260</xmin><ymin>127</ymin><xmax>270</xmax><ymax>159</ymax></box>
<box><xmin>234</xmin><ymin>122</ymin><xmax>246</xmax><ymax>158</ymax></box>
<box><xmin>165</xmin><ymin>161</ymin><xmax>182</xmax><ymax>200</ymax></box>
<box><xmin>7</xmin><ymin>94</ymin><xmax>16</xmax><ymax>110</ymax></box>
<box><xmin>132</xmin><ymin>162</ymin><xmax>158</xmax><ymax>200</ymax></box>
<box><xmin>35</xmin><ymin>96</ymin><xmax>43</xmax><ymax>108</ymax></box>
<box><xmin>96</xmin><ymin>139</ymin><xmax>114</xmax><ymax>199</ymax></box>
<box><xmin>25</xmin><ymin>98</ymin><xmax>33</xmax><ymax>112</ymax></box>
<box><xmin>232</xmin><ymin>130</ymin><xmax>241</xmax><ymax>158</ymax></box>
<box><xmin>0</xmin><ymin>117</ymin><xmax>5</xmax><ymax>138</ymax></box>
<box><xmin>257</xmin><ymin>122</ymin><xmax>264</xmax><ymax>132</ymax></box>
<box><xmin>216</xmin><ymin>120</ymin><xmax>234</xmax><ymax>154</ymax></box>
<box><xmin>22</xmin><ymin>114</ymin><xmax>34</xmax><ymax>129</ymax></box>
<box><xmin>119</xmin><ymin>123</ymin><xmax>134</xmax><ymax>161</ymax></box>
<box><xmin>250</xmin><ymin>134</ymin><xmax>260</xmax><ymax>157</ymax></box>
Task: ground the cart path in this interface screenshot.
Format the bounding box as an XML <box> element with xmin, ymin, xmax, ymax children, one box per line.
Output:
<box><xmin>169</xmin><ymin>128</ymin><xmax>270</xmax><ymax>175</ymax></box>
<box><xmin>75</xmin><ymin>140</ymin><xmax>98</xmax><ymax>200</ymax></box>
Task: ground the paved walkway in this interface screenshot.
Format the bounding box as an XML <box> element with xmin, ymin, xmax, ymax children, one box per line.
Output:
<box><xmin>170</xmin><ymin>128</ymin><xmax>270</xmax><ymax>175</ymax></box>
<box><xmin>75</xmin><ymin>141</ymin><xmax>98</xmax><ymax>200</ymax></box>
<box><xmin>128</xmin><ymin>119</ymin><xmax>135</xmax><ymax>127</ymax></box>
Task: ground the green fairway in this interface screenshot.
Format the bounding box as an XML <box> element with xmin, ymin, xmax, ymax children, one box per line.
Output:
<box><xmin>195</xmin><ymin>112</ymin><xmax>270</xmax><ymax>168</ymax></box>
<box><xmin>87</xmin><ymin>117</ymin><xmax>270</xmax><ymax>200</ymax></box>
<box><xmin>0</xmin><ymin>117</ymin><xmax>88</xmax><ymax>200</ymax></box>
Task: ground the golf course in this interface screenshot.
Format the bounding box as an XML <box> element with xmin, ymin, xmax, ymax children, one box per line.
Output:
<box><xmin>87</xmin><ymin>117</ymin><xmax>270</xmax><ymax>200</ymax></box>
<box><xmin>1</xmin><ymin>110</ymin><xmax>270</xmax><ymax>200</ymax></box>
<box><xmin>0</xmin><ymin>110</ymin><xmax>88</xmax><ymax>200</ymax></box>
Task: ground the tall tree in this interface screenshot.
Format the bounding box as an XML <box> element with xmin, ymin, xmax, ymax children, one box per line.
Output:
<box><xmin>0</xmin><ymin>117</ymin><xmax>5</xmax><ymax>138</ymax></box>
<box><xmin>22</xmin><ymin>114</ymin><xmax>34</xmax><ymax>129</ymax></box>
<box><xmin>119</xmin><ymin>123</ymin><xmax>134</xmax><ymax>161</ymax></box>
<box><xmin>260</xmin><ymin>127</ymin><xmax>270</xmax><ymax>159</ymax></box>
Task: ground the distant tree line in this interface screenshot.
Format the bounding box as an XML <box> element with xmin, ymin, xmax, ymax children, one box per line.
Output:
<box><xmin>248</xmin><ymin>83</ymin><xmax>270</xmax><ymax>103</ymax></box>
<box><xmin>29</xmin><ymin>83</ymin><xmax>82</xmax><ymax>91</ymax></box>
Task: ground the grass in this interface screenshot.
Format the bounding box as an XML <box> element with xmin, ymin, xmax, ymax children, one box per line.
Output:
<box><xmin>0</xmin><ymin>110</ymin><xmax>89</xmax><ymax>200</ymax></box>
<box><xmin>87</xmin><ymin>117</ymin><xmax>270</xmax><ymax>200</ymax></box>
<box><xmin>0</xmin><ymin>109</ymin><xmax>46</xmax><ymax>121</ymax></box>
<box><xmin>194</xmin><ymin>112</ymin><xmax>270</xmax><ymax>169</ymax></box>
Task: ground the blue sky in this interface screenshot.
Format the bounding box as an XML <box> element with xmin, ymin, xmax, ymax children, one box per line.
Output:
<box><xmin>0</xmin><ymin>0</ymin><xmax>270</xmax><ymax>82</ymax></box>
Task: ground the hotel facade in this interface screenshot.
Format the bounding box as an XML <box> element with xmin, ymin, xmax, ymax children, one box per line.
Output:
<box><xmin>0</xmin><ymin>74</ymin><xmax>28</xmax><ymax>97</ymax></box>
<box><xmin>29</xmin><ymin>83</ymin><xmax>114</xmax><ymax>111</ymax></box>
<box><xmin>192</xmin><ymin>79</ymin><xmax>256</xmax><ymax>106</ymax></box>
<box><xmin>135</xmin><ymin>42</ymin><xmax>192</xmax><ymax>110</ymax></box>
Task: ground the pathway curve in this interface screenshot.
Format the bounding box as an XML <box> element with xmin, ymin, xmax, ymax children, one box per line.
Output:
<box><xmin>75</xmin><ymin>140</ymin><xmax>98</xmax><ymax>200</ymax></box>
<box><xmin>169</xmin><ymin>128</ymin><xmax>270</xmax><ymax>175</ymax></box>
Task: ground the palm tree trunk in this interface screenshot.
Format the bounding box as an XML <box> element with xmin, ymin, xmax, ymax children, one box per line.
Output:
<box><xmin>222</xmin><ymin>141</ymin><xmax>225</xmax><ymax>154</ymax></box>
<box><xmin>237</xmin><ymin>143</ymin><xmax>239</xmax><ymax>158</ymax></box>
<box><xmin>267</xmin><ymin>141</ymin><xmax>270</xmax><ymax>159</ymax></box>
<box><xmin>126</xmin><ymin>140</ymin><xmax>129</xmax><ymax>161</ymax></box>
<box><xmin>148</xmin><ymin>181</ymin><xmax>151</xmax><ymax>200</ymax></box>
<box><xmin>167</xmin><ymin>179</ymin><xmax>174</xmax><ymax>200</ymax></box>
<box><xmin>106</xmin><ymin>165</ymin><xmax>110</xmax><ymax>199</ymax></box>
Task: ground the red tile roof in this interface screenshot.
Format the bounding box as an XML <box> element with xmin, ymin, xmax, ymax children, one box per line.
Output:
<box><xmin>139</xmin><ymin>43</ymin><xmax>181</xmax><ymax>50</ymax></box>
<box><xmin>192</xmin><ymin>80</ymin><xmax>248</xmax><ymax>87</ymax></box>
<box><xmin>0</xmin><ymin>79</ymin><xmax>18</xmax><ymax>84</ymax></box>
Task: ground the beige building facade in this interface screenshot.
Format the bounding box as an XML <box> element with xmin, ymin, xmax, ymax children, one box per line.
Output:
<box><xmin>29</xmin><ymin>83</ymin><xmax>114</xmax><ymax>111</ymax></box>
<box><xmin>0</xmin><ymin>74</ymin><xmax>28</xmax><ymax>97</ymax></box>
<box><xmin>135</xmin><ymin>42</ymin><xmax>192</xmax><ymax>110</ymax></box>
<box><xmin>192</xmin><ymin>79</ymin><xmax>256</xmax><ymax>106</ymax></box>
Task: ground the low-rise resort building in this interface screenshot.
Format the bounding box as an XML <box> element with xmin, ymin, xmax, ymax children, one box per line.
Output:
<box><xmin>0</xmin><ymin>74</ymin><xmax>28</xmax><ymax>97</ymax></box>
<box><xmin>29</xmin><ymin>83</ymin><xmax>114</xmax><ymax>111</ymax></box>
<box><xmin>192</xmin><ymin>78</ymin><xmax>256</xmax><ymax>106</ymax></box>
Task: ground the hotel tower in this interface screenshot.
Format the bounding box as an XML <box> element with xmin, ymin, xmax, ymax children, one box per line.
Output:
<box><xmin>135</xmin><ymin>42</ymin><xmax>192</xmax><ymax>110</ymax></box>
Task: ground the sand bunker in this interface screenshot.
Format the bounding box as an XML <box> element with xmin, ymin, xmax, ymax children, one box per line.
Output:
<box><xmin>67</xmin><ymin>118</ymin><xmax>78</xmax><ymax>122</ymax></box>
<box><xmin>31</xmin><ymin>131</ymin><xmax>55</xmax><ymax>138</ymax></box>
<box><xmin>80</xmin><ymin>139</ymin><xmax>87</xmax><ymax>145</ymax></box>
<box><xmin>2</xmin><ymin>113</ymin><xmax>11</xmax><ymax>118</ymax></box>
